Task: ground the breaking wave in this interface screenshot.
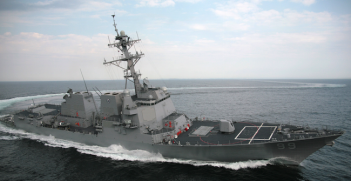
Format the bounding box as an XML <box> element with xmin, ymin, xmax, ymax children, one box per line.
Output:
<box><xmin>0</xmin><ymin>93</ymin><xmax>63</xmax><ymax>111</ymax></box>
<box><xmin>0</xmin><ymin>135</ymin><xmax>21</xmax><ymax>140</ymax></box>
<box><xmin>0</xmin><ymin>123</ymin><xmax>269</xmax><ymax>170</ymax></box>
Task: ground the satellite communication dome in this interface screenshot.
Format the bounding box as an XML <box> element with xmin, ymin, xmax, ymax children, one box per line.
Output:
<box><xmin>120</xmin><ymin>30</ymin><xmax>125</xmax><ymax>36</ymax></box>
<box><xmin>161</xmin><ymin>87</ymin><xmax>167</xmax><ymax>92</ymax></box>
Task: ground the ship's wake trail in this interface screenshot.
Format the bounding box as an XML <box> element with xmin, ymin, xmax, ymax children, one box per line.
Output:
<box><xmin>167</xmin><ymin>83</ymin><xmax>346</xmax><ymax>91</ymax></box>
<box><xmin>0</xmin><ymin>82</ymin><xmax>345</xmax><ymax>112</ymax></box>
<box><xmin>0</xmin><ymin>123</ymin><xmax>270</xmax><ymax>170</ymax></box>
<box><xmin>0</xmin><ymin>93</ymin><xmax>64</xmax><ymax>111</ymax></box>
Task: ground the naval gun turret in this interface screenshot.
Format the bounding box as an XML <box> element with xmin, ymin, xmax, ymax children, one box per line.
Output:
<box><xmin>219</xmin><ymin>119</ymin><xmax>235</xmax><ymax>134</ymax></box>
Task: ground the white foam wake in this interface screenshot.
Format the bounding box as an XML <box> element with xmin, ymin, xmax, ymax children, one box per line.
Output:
<box><xmin>89</xmin><ymin>82</ymin><xmax>346</xmax><ymax>93</ymax></box>
<box><xmin>0</xmin><ymin>93</ymin><xmax>64</xmax><ymax>111</ymax></box>
<box><xmin>0</xmin><ymin>114</ymin><xmax>10</xmax><ymax>118</ymax></box>
<box><xmin>0</xmin><ymin>82</ymin><xmax>344</xmax><ymax>113</ymax></box>
<box><xmin>0</xmin><ymin>123</ymin><xmax>269</xmax><ymax>170</ymax></box>
<box><xmin>166</xmin><ymin>83</ymin><xmax>345</xmax><ymax>91</ymax></box>
<box><xmin>0</xmin><ymin>135</ymin><xmax>20</xmax><ymax>140</ymax></box>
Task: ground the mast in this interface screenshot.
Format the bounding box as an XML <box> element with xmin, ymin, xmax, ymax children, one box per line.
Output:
<box><xmin>103</xmin><ymin>15</ymin><xmax>144</xmax><ymax>97</ymax></box>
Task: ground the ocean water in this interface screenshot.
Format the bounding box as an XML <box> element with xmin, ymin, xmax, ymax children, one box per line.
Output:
<box><xmin>0</xmin><ymin>79</ymin><xmax>350</xmax><ymax>181</ymax></box>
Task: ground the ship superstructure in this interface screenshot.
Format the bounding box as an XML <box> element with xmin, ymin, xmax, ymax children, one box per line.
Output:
<box><xmin>100</xmin><ymin>14</ymin><xmax>191</xmax><ymax>142</ymax></box>
<box><xmin>0</xmin><ymin>15</ymin><xmax>344</xmax><ymax>165</ymax></box>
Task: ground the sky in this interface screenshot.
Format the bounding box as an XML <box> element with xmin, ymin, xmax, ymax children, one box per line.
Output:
<box><xmin>0</xmin><ymin>0</ymin><xmax>350</xmax><ymax>81</ymax></box>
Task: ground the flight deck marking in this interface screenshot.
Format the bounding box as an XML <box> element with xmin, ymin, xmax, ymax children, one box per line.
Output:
<box><xmin>248</xmin><ymin>123</ymin><xmax>264</xmax><ymax>144</ymax></box>
<box><xmin>200</xmin><ymin>122</ymin><xmax>259</xmax><ymax>145</ymax></box>
<box><xmin>268</xmin><ymin>126</ymin><xmax>277</xmax><ymax>140</ymax></box>
<box><xmin>235</xmin><ymin>126</ymin><xmax>247</xmax><ymax>139</ymax></box>
<box><xmin>235</xmin><ymin>126</ymin><xmax>277</xmax><ymax>140</ymax></box>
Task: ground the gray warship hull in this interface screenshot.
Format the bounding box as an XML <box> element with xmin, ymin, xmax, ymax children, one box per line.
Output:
<box><xmin>8</xmin><ymin>109</ymin><xmax>342</xmax><ymax>165</ymax></box>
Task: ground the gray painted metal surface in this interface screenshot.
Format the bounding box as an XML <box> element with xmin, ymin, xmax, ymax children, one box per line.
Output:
<box><xmin>192</xmin><ymin>126</ymin><xmax>214</xmax><ymax>136</ymax></box>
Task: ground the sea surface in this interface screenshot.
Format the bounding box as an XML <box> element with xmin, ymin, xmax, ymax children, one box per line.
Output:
<box><xmin>0</xmin><ymin>79</ymin><xmax>350</xmax><ymax>181</ymax></box>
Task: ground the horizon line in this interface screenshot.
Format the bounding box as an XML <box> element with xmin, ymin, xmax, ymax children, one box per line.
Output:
<box><xmin>1</xmin><ymin>78</ymin><xmax>351</xmax><ymax>82</ymax></box>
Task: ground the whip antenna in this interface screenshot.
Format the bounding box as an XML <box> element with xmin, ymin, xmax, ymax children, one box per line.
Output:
<box><xmin>112</xmin><ymin>13</ymin><xmax>119</xmax><ymax>36</ymax></box>
<box><xmin>80</xmin><ymin>69</ymin><xmax>100</xmax><ymax>121</ymax></box>
<box><xmin>80</xmin><ymin>69</ymin><xmax>89</xmax><ymax>92</ymax></box>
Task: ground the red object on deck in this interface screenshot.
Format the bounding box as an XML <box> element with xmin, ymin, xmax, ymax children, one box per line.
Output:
<box><xmin>76</xmin><ymin>112</ymin><xmax>79</xmax><ymax>117</ymax></box>
<box><xmin>177</xmin><ymin>128</ymin><xmax>182</xmax><ymax>135</ymax></box>
<box><xmin>187</xmin><ymin>124</ymin><xmax>190</xmax><ymax>127</ymax></box>
<box><xmin>177</xmin><ymin>130</ymin><xmax>181</xmax><ymax>136</ymax></box>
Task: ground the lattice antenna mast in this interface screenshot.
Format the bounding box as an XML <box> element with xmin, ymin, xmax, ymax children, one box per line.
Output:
<box><xmin>112</xmin><ymin>14</ymin><xmax>119</xmax><ymax>36</ymax></box>
<box><xmin>103</xmin><ymin>15</ymin><xmax>144</xmax><ymax>97</ymax></box>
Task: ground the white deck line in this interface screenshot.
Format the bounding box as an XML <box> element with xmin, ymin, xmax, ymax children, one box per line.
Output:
<box><xmin>235</xmin><ymin>126</ymin><xmax>247</xmax><ymax>139</ymax></box>
<box><xmin>242</xmin><ymin>126</ymin><xmax>277</xmax><ymax>128</ymax></box>
<box><xmin>248</xmin><ymin>123</ymin><xmax>264</xmax><ymax>144</ymax></box>
<box><xmin>268</xmin><ymin>126</ymin><xmax>277</xmax><ymax>140</ymax></box>
<box><xmin>235</xmin><ymin>126</ymin><xmax>277</xmax><ymax>140</ymax></box>
<box><xmin>235</xmin><ymin>138</ymin><xmax>271</xmax><ymax>140</ymax></box>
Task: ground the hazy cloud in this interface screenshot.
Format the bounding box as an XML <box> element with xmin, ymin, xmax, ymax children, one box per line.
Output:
<box><xmin>176</xmin><ymin>0</ymin><xmax>202</xmax><ymax>3</ymax></box>
<box><xmin>0</xmin><ymin>0</ymin><xmax>350</xmax><ymax>80</ymax></box>
<box><xmin>291</xmin><ymin>0</ymin><xmax>316</xmax><ymax>6</ymax></box>
<box><xmin>135</xmin><ymin>0</ymin><xmax>202</xmax><ymax>7</ymax></box>
<box><xmin>136</xmin><ymin>0</ymin><xmax>175</xmax><ymax>7</ymax></box>
<box><xmin>0</xmin><ymin>0</ymin><xmax>121</xmax><ymax>12</ymax></box>
<box><xmin>212</xmin><ymin>1</ymin><xmax>259</xmax><ymax>20</ymax></box>
<box><xmin>190</xmin><ymin>24</ymin><xmax>208</xmax><ymax>30</ymax></box>
<box><xmin>2</xmin><ymin>29</ymin><xmax>348</xmax><ymax>81</ymax></box>
<box><xmin>230</xmin><ymin>32</ymin><xmax>327</xmax><ymax>44</ymax></box>
<box><xmin>0</xmin><ymin>0</ymin><xmax>124</xmax><ymax>27</ymax></box>
<box><xmin>0</xmin><ymin>32</ymin><xmax>115</xmax><ymax>81</ymax></box>
<box><xmin>212</xmin><ymin>1</ymin><xmax>332</xmax><ymax>27</ymax></box>
<box><xmin>194</xmin><ymin>39</ymin><xmax>215</xmax><ymax>43</ymax></box>
<box><xmin>223</xmin><ymin>22</ymin><xmax>250</xmax><ymax>31</ymax></box>
<box><xmin>0</xmin><ymin>0</ymin><xmax>84</xmax><ymax>11</ymax></box>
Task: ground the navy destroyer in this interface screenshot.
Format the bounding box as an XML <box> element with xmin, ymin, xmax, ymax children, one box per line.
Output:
<box><xmin>0</xmin><ymin>15</ymin><xmax>343</xmax><ymax>165</ymax></box>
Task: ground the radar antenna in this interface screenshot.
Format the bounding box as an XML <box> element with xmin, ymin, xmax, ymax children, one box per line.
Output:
<box><xmin>143</xmin><ymin>77</ymin><xmax>150</xmax><ymax>86</ymax></box>
<box><xmin>103</xmin><ymin>16</ymin><xmax>145</xmax><ymax>97</ymax></box>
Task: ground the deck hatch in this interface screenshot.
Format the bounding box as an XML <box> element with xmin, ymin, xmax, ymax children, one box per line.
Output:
<box><xmin>192</xmin><ymin>126</ymin><xmax>214</xmax><ymax>136</ymax></box>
